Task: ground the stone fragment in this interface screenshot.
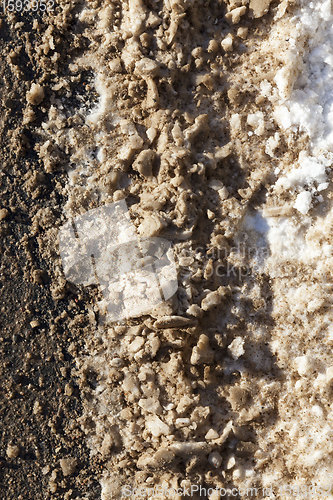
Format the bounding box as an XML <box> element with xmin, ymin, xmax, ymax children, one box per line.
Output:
<box><xmin>221</xmin><ymin>34</ymin><xmax>233</xmax><ymax>52</ymax></box>
<box><xmin>208</xmin><ymin>39</ymin><xmax>219</xmax><ymax>53</ymax></box>
<box><xmin>191</xmin><ymin>335</ymin><xmax>214</xmax><ymax>365</ymax></box>
<box><xmin>205</xmin><ymin>428</ymin><xmax>219</xmax><ymax>440</ymax></box>
<box><xmin>0</xmin><ymin>208</ymin><xmax>8</xmax><ymax>220</ymax></box>
<box><xmin>6</xmin><ymin>444</ymin><xmax>20</xmax><ymax>458</ymax></box>
<box><xmin>132</xmin><ymin>149</ymin><xmax>156</xmax><ymax>177</ymax></box>
<box><xmin>145</xmin><ymin>415</ymin><xmax>171</xmax><ymax>437</ymax></box>
<box><xmin>26</xmin><ymin>83</ymin><xmax>44</xmax><ymax>105</ymax></box>
<box><xmin>237</xmin><ymin>27</ymin><xmax>248</xmax><ymax>39</ymax></box>
<box><xmin>201</xmin><ymin>287</ymin><xmax>227</xmax><ymax>311</ymax></box>
<box><xmin>225</xmin><ymin>6</ymin><xmax>247</xmax><ymax>24</ymax></box>
<box><xmin>154</xmin><ymin>316</ymin><xmax>197</xmax><ymax>329</ymax></box>
<box><xmin>139</xmin><ymin>397</ymin><xmax>162</xmax><ymax>414</ymax></box>
<box><xmin>128</xmin><ymin>336</ymin><xmax>145</xmax><ymax>354</ymax></box>
<box><xmin>170</xmin><ymin>441</ymin><xmax>209</xmax><ymax>455</ymax></box>
<box><xmin>208</xmin><ymin>451</ymin><xmax>222</xmax><ymax>468</ymax></box>
<box><xmin>59</xmin><ymin>457</ymin><xmax>77</xmax><ymax>476</ymax></box>
<box><xmin>138</xmin><ymin>214</ymin><xmax>165</xmax><ymax>237</ymax></box>
<box><xmin>135</xmin><ymin>57</ymin><xmax>159</xmax><ymax>78</ymax></box>
<box><xmin>249</xmin><ymin>0</ymin><xmax>272</xmax><ymax>18</ymax></box>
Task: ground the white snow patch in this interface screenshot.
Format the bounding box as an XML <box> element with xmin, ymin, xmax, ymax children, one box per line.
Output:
<box><xmin>271</xmin><ymin>0</ymin><xmax>333</xmax><ymax>212</ymax></box>
<box><xmin>293</xmin><ymin>191</ymin><xmax>312</xmax><ymax>215</ymax></box>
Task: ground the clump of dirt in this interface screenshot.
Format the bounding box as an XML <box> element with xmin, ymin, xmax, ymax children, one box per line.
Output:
<box><xmin>1</xmin><ymin>0</ymin><xmax>332</xmax><ymax>499</ymax></box>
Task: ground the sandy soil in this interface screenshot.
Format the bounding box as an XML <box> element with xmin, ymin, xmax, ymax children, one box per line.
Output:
<box><xmin>1</xmin><ymin>1</ymin><xmax>332</xmax><ymax>499</ymax></box>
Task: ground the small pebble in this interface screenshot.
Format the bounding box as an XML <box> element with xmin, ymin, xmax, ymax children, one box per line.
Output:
<box><xmin>208</xmin><ymin>451</ymin><xmax>222</xmax><ymax>468</ymax></box>
<box><xmin>26</xmin><ymin>83</ymin><xmax>44</xmax><ymax>105</ymax></box>
<box><xmin>7</xmin><ymin>444</ymin><xmax>20</xmax><ymax>458</ymax></box>
<box><xmin>0</xmin><ymin>208</ymin><xmax>8</xmax><ymax>221</ymax></box>
<box><xmin>60</xmin><ymin>457</ymin><xmax>77</xmax><ymax>476</ymax></box>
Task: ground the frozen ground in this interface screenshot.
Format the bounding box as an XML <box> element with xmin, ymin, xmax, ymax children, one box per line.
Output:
<box><xmin>1</xmin><ymin>0</ymin><xmax>332</xmax><ymax>498</ymax></box>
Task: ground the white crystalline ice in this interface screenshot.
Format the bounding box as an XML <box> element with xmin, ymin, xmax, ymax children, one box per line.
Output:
<box><xmin>272</xmin><ymin>0</ymin><xmax>333</xmax><ymax>208</ymax></box>
<box><xmin>280</xmin><ymin>153</ymin><xmax>327</xmax><ymax>188</ymax></box>
<box><xmin>293</xmin><ymin>191</ymin><xmax>312</xmax><ymax>215</ymax></box>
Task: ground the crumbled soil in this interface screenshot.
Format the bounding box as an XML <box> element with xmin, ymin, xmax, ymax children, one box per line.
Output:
<box><xmin>1</xmin><ymin>1</ymin><xmax>332</xmax><ymax>499</ymax></box>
